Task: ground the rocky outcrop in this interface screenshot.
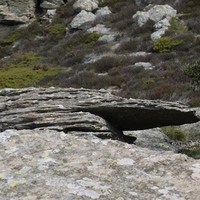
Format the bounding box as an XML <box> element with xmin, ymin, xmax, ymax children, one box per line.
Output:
<box><xmin>0</xmin><ymin>87</ymin><xmax>199</xmax><ymax>144</ymax></box>
<box><xmin>0</xmin><ymin>128</ymin><xmax>200</xmax><ymax>199</ymax></box>
<box><xmin>0</xmin><ymin>1</ymin><xmax>35</xmax><ymax>25</ymax></box>
<box><xmin>133</xmin><ymin>4</ymin><xmax>177</xmax><ymax>40</ymax></box>
<box><xmin>0</xmin><ymin>0</ymin><xmax>65</xmax><ymax>26</ymax></box>
<box><xmin>0</xmin><ymin>87</ymin><xmax>199</xmax><ymax>199</ymax></box>
<box><xmin>70</xmin><ymin>10</ymin><xmax>96</xmax><ymax>29</ymax></box>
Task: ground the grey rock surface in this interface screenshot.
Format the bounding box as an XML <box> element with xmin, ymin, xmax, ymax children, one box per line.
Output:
<box><xmin>73</xmin><ymin>0</ymin><xmax>99</xmax><ymax>12</ymax></box>
<box><xmin>0</xmin><ymin>2</ymin><xmax>35</xmax><ymax>25</ymax></box>
<box><xmin>0</xmin><ymin>0</ymin><xmax>64</xmax><ymax>25</ymax></box>
<box><xmin>0</xmin><ymin>87</ymin><xmax>198</xmax><ymax>130</ymax></box>
<box><xmin>0</xmin><ymin>87</ymin><xmax>199</xmax><ymax>199</ymax></box>
<box><xmin>125</xmin><ymin>128</ymin><xmax>181</xmax><ymax>152</ymax></box>
<box><xmin>0</xmin><ymin>129</ymin><xmax>200</xmax><ymax>199</ymax></box>
<box><xmin>95</xmin><ymin>6</ymin><xmax>111</xmax><ymax>18</ymax></box>
<box><xmin>133</xmin><ymin>4</ymin><xmax>177</xmax><ymax>40</ymax></box>
<box><xmin>0</xmin><ymin>87</ymin><xmax>199</xmax><ymax>144</ymax></box>
<box><xmin>70</xmin><ymin>10</ymin><xmax>96</xmax><ymax>29</ymax></box>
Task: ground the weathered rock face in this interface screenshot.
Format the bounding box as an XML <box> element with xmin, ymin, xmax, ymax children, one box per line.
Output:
<box><xmin>0</xmin><ymin>129</ymin><xmax>200</xmax><ymax>199</ymax></box>
<box><xmin>73</xmin><ymin>0</ymin><xmax>99</xmax><ymax>12</ymax></box>
<box><xmin>0</xmin><ymin>87</ymin><xmax>199</xmax><ymax>199</ymax></box>
<box><xmin>0</xmin><ymin>0</ymin><xmax>65</xmax><ymax>26</ymax></box>
<box><xmin>0</xmin><ymin>87</ymin><xmax>199</xmax><ymax>144</ymax></box>
<box><xmin>133</xmin><ymin>4</ymin><xmax>177</xmax><ymax>40</ymax></box>
<box><xmin>0</xmin><ymin>0</ymin><xmax>35</xmax><ymax>25</ymax></box>
<box><xmin>70</xmin><ymin>10</ymin><xmax>96</xmax><ymax>29</ymax></box>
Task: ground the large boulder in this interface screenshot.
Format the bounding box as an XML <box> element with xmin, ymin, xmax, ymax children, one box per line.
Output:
<box><xmin>0</xmin><ymin>128</ymin><xmax>200</xmax><ymax>199</ymax></box>
<box><xmin>148</xmin><ymin>5</ymin><xmax>177</xmax><ymax>23</ymax></box>
<box><xmin>95</xmin><ymin>6</ymin><xmax>111</xmax><ymax>19</ymax></box>
<box><xmin>70</xmin><ymin>10</ymin><xmax>96</xmax><ymax>29</ymax></box>
<box><xmin>133</xmin><ymin>4</ymin><xmax>177</xmax><ymax>40</ymax></box>
<box><xmin>0</xmin><ymin>0</ymin><xmax>65</xmax><ymax>25</ymax></box>
<box><xmin>0</xmin><ymin>1</ymin><xmax>35</xmax><ymax>25</ymax></box>
<box><xmin>73</xmin><ymin>0</ymin><xmax>99</xmax><ymax>12</ymax></box>
<box><xmin>133</xmin><ymin>4</ymin><xmax>177</xmax><ymax>27</ymax></box>
<box><xmin>132</xmin><ymin>11</ymin><xmax>150</xmax><ymax>27</ymax></box>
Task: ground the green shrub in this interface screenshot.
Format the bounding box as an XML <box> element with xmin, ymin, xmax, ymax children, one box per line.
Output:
<box><xmin>153</xmin><ymin>37</ymin><xmax>182</xmax><ymax>52</ymax></box>
<box><xmin>167</xmin><ymin>17</ymin><xmax>187</xmax><ymax>33</ymax></box>
<box><xmin>0</xmin><ymin>65</ymin><xmax>60</xmax><ymax>89</ymax></box>
<box><xmin>0</xmin><ymin>28</ymin><xmax>24</xmax><ymax>46</ymax></box>
<box><xmin>161</xmin><ymin>126</ymin><xmax>187</xmax><ymax>141</ymax></box>
<box><xmin>181</xmin><ymin>148</ymin><xmax>200</xmax><ymax>159</ymax></box>
<box><xmin>7</xmin><ymin>51</ymin><xmax>41</xmax><ymax>67</ymax></box>
<box><xmin>84</xmin><ymin>32</ymin><xmax>102</xmax><ymax>45</ymax></box>
<box><xmin>182</xmin><ymin>60</ymin><xmax>200</xmax><ymax>86</ymax></box>
<box><xmin>188</xmin><ymin>97</ymin><xmax>200</xmax><ymax>107</ymax></box>
<box><xmin>45</xmin><ymin>23</ymin><xmax>66</xmax><ymax>39</ymax></box>
<box><xmin>0</xmin><ymin>51</ymin><xmax>61</xmax><ymax>88</ymax></box>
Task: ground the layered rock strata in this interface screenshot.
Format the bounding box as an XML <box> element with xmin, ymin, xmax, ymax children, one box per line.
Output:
<box><xmin>0</xmin><ymin>87</ymin><xmax>199</xmax><ymax>143</ymax></box>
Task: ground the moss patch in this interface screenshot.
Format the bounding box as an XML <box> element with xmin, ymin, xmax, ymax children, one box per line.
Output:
<box><xmin>0</xmin><ymin>51</ymin><xmax>61</xmax><ymax>88</ymax></box>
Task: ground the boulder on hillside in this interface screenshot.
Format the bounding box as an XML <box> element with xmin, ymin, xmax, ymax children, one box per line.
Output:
<box><xmin>95</xmin><ymin>6</ymin><xmax>111</xmax><ymax>19</ymax></box>
<box><xmin>0</xmin><ymin>3</ymin><xmax>35</xmax><ymax>25</ymax></box>
<box><xmin>70</xmin><ymin>10</ymin><xmax>96</xmax><ymax>29</ymax></box>
<box><xmin>133</xmin><ymin>4</ymin><xmax>177</xmax><ymax>40</ymax></box>
<box><xmin>73</xmin><ymin>0</ymin><xmax>99</xmax><ymax>12</ymax></box>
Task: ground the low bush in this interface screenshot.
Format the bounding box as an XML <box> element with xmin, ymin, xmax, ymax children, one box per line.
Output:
<box><xmin>182</xmin><ymin>60</ymin><xmax>200</xmax><ymax>86</ymax></box>
<box><xmin>153</xmin><ymin>37</ymin><xmax>182</xmax><ymax>52</ymax></box>
<box><xmin>0</xmin><ymin>51</ymin><xmax>61</xmax><ymax>88</ymax></box>
<box><xmin>161</xmin><ymin>126</ymin><xmax>187</xmax><ymax>141</ymax></box>
<box><xmin>188</xmin><ymin>96</ymin><xmax>200</xmax><ymax>107</ymax></box>
<box><xmin>0</xmin><ymin>28</ymin><xmax>24</xmax><ymax>46</ymax></box>
<box><xmin>84</xmin><ymin>32</ymin><xmax>102</xmax><ymax>46</ymax></box>
<box><xmin>45</xmin><ymin>23</ymin><xmax>66</xmax><ymax>40</ymax></box>
<box><xmin>0</xmin><ymin>65</ymin><xmax>60</xmax><ymax>89</ymax></box>
<box><xmin>115</xmin><ymin>39</ymin><xmax>139</xmax><ymax>53</ymax></box>
<box><xmin>187</xmin><ymin>16</ymin><xmax>200</xmax><ymax>34</ymax></box>
<box><xmin>167</xmin><ymin>17</ymin><xmax>187</xmax><ymax>34</ymax></box>
<box><xmin>91</xmin><ymin>56</ymin><xmax>122</xmax><ymax>73</ymax></box>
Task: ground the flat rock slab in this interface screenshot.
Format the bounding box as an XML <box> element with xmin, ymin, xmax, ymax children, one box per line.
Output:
<box><xmin>0</xmin><ymin>87</ymin><xmax>199</xmax><ymax>135</ymax></box>
<box><xmin>0</xmin><ymin>129</ymin><xmax>200</xmax><ymax>199</ymax></box>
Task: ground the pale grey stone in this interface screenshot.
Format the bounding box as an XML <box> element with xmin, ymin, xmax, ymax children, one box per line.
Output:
<box><xmin>73</xmin><ymin>0</ymin><xmax>98</xmax><ymax>12</ymax></box>
<box><xmin>134</xmin><ymin>62</ymin><xmax>154</xmax><ymax>69</ymax></box>
<box><xmin>98</xmin><ymin>34</ymin><xmax>116</xmax><ymax>43</ymax></box>
<box><xmin>132</xmin><ymin>11</ymin><xmax>149</xmax><ymax>27</ymax></box>
<box><xmin>151</xmin><ymin>29</ymin><xmax>166</xmax><ymax>41</ymax></box>
<box><xmin>87</xmin><ymin>24</ymin><xmax>111</xmax><ymax>34</ymax></box>
<box><xmin>0</xmin><ymin>129</ymin><xmax>199</xmax><ymax>199</ymax></box>
<box><xmin>95</xmin><ymin>6</ymin><xmax>111</xmax><ymax>18</ymax></box>
<box><xmin>70</xmin><ymin>10</ymin><xmax>96</xmax><ymax>29</ymax></box>
<box><xmin>148</xmin><ymin>5</ymin><xmax>177</xmax><ymax>23</ymax></box>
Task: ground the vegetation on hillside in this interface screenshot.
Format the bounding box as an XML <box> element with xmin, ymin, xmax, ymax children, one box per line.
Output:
<box><xmin>0</xmin><ymin>0</ymin><xmax>199</xmax><ymax>106</ymax></box>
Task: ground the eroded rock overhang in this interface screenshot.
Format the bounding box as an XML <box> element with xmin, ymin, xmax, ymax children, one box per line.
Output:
<box><xmin>0</xmin><ymin>87</ymin><xmax>199</xmax><ymax>142</ymax></box>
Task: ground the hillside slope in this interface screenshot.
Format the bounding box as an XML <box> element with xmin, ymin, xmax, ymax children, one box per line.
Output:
<box><xmin>0</xmin><ymin>0</ymin><xmax>199</xmax><ymax>105</ymax></box>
